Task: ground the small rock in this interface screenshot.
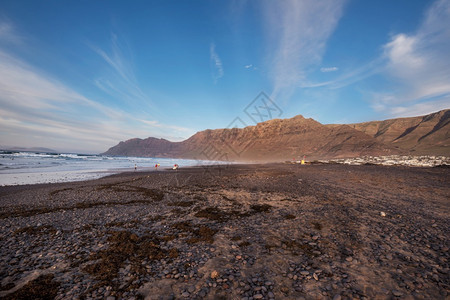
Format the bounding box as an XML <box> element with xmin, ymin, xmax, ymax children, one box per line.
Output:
<box><xmin>392</xmin><ymin>290</ymin><xmax>403</xmax><ymax>297</ymax></box>
<box><xmin>313</xmin><ymin>273</ymin><xmax>319</xmax><ymax>281</ymax></box>
<box><xmin>181</xmin><ymin>292</ymin><xmax>190</xmax><ymax>298</ymax></box>
<box><xmin>332</xmin><ymin>295</ymin><xmax>341</xmax><ymax>300</ymax></box>
<box><xmin>254</xmin><ymin>294</ymin><xmax>263</xmax><ymax>299</ymax></box>
<box><xmin>211</xmin><ymin>270</ymin><xmax>219</xmax><ymax>279</ymax></box>
<box><xmin>380</xmin><ymin>211</ymin><xmax>386</xmax><ymax>217</ymax></box>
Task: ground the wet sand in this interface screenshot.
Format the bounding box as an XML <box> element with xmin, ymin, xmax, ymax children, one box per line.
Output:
<box><xmin>0</xmin><ymin>163</ymin><xmax>449</xmax><ymax>299</ymax></box>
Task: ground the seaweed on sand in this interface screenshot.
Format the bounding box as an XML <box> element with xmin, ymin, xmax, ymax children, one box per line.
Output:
<box><xmin>2</xmin><ymin>274</ymin><xmax>59</xmax><ymax>300</ymax></box>
<box><xmin>83</xmin><ymin>230</ymin><xmax>178</xmax><ymax>282</ymax></box>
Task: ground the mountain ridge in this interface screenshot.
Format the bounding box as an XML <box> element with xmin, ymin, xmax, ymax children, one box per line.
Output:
<box><xmin>103</xmin><ymin>109</ymin><xmax>449</xmax><ymax>161</ymax></box>
<box><xmin>348</xmin><ymin>109</ymin><xmax>449</xmax><ymax>156</ymax></box>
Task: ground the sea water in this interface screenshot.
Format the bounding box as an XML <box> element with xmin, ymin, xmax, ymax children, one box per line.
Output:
<box><xmin>0</xmin><ymin>150</ymin><xmax>222</xmax><ymax>186</ymax></box>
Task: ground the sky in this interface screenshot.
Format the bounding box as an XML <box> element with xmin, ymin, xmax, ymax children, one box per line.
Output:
<box><xmin>0</xmin><ymin>0</ymin><xmax>449</xmax><ymax>154</ymax></box>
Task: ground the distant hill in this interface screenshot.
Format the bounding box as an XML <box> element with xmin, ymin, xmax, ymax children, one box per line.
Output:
<box><xmin>103</xmin><ymin>109</ymin><xmax>449</xmax><ymax>161</ymax></box>
<box><xmin>348</xmin><ymin>109</ymin><xmax>449</xmax><ymax>156</ymax></box>
<box><xmin>103</xmin><ymin>115</ymin><xmax>400</xmax><ymax>162</ymax></box>
<box><xmin>0</xmin><ymin>146</ymin><xmax>56</xmax><ymax>153</ymax></box>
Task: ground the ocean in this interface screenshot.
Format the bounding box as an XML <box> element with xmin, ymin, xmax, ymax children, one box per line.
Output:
<box><xmin>0</xmin><ymin>150</ymin><xmax>221</xmax><ymax>186</ymax></box>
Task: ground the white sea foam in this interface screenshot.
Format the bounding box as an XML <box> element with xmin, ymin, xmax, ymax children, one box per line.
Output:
<box><xmin>0</xmin><ymin>151</ymin><xmax>225</xmax><ymax>186</ymax></box>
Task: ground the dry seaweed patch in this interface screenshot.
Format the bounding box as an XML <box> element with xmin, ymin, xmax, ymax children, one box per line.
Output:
<box><xmin>1</xmin><ymin>192</ymin><xmax>166</xmax><ymax>219</ymax></box>
<box><xmin>49</xmin><ymin>187</ymin><xmax>73</xmax><ymax>197</ymax></box>
<box><xmin>14</xmin><ymin>225</ymin><xmax>57</xmax><ymax>235</ymax></box>
<box><xmin>194</xmin><ymin>207</ymin><xmax>235</xmax><ymax>222</ymax></box>
<box><xmin>171</xmin><ymin>221</ymin><xmax>194</xmax><ymax>232</ymax></box>
<box><xmin>167</xmin><ymin>200</ymin><xmax>195</xmax><ymax>207</ymax></box>
<box><xmin>284</xmin><ymin>214</ymin><xmax>296</xmax><ymax>219</ymax></box>
<box><xmin>83</xmin><ymin>230</ymin><xmax>178</xmax><ymax>282</ymax></box>
<box><xmin>312</xmin><ymin>221</ymin><xmax>323</xmax><ymax>231</ymax></box>
<box><xmin>250</xmin><ymin>204</ymin><xmax>272</xmax><ymax>213</ymax></box>
<box><xmin>0</xmin><ymin>283</ymin><xmax>15</xmax><ymax>291</ymax></box>
<box><xmin>238</xmin><ymin>241</ymin><xmax>251</xmax><ymax>247</ymax></box>
<box><xmin>170</xmin><ymin>221</ymin><xmax>218</xmax><ymax>244</ymax></box>
<box><xmin>282</xmin><ymin>239</ymin><xmax>318</xmax><ymax>257</ymax></box>
<box><xmin>187</xmin><ymin>226</ymin><xmax>218</xmax><ymax>244</ymax></box>
<box><xmin>97</xmin><ymin>184</ymin><xmax>165</xmax><ymax>201</ymax></box>
<box><xmin>2</xmin><ymin>274</ymin><xmax>59</xmax><ymax>300</ymax></box>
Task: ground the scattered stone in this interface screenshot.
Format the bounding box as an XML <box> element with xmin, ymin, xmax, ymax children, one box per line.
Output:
<box><xmin>211</xmin><ymin>270</ymin><xmax>219</xmax><ymax>279</ymax></box>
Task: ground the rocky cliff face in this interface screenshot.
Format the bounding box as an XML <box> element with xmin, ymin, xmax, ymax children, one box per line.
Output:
<box><xmin>103</xmin><ymin>110</ymin><xmax>449</xmax><ymax>161</ymax></box>
<box><xmin>103</xmin><ymin>114</ymin><xmax>402</xmax><ymax>161</ymax></box>
<box><xmin>349</xmin><ymin>109</ymin><xmax>449</xmax><ymax>156</ymax></box>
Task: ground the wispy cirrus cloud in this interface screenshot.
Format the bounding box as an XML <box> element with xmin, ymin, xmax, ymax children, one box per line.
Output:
<box><xmin>0</xmin><ymin>18</ymin><xmax>22</xmax><ymax>45</ymax></box>
<box><xmin>210</xmin><ymin>42</ymin><xmax>224</xmax><ymax>84</ymax></box>
<box><xmin>0</xmin><ymin>21</ymin><xmax>191</xmax><ymax>153</ymax></box>
<box><xmin>0</xmin><ymin>49</ymin><xmax>132</xmax><ymax>152</ymax></box>
<box><xmin>262</xmin><ymin>0</ymin><xmax>346</xmax><ymax>100</ymax></box>
<box><xmin>372</xmin><ymin>0</ymin><xmax>450</xmax><ymax>117</ymax></box>
<box><xmin>90</xmin><ymin>33</ymin><xmax>154</xmax><ymax>113</ymax></box>
<box><xmin>320</xmin><ymin>67</ymin><xmax>338</xmax><ymax>73</ymax></box>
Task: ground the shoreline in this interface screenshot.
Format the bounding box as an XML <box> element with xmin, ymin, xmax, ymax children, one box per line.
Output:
<box><xmin>0</xmin><ymin>164</ymin><xmax>449</xmax><ymax>299</ymax></box>
<box><xmin>2</xmin><ymin>155</ymin><xmax>449</xmax><ymax>188</ymax></box>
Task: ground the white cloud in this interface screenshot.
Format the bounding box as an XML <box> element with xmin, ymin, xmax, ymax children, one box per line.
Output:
<box><xmin>140</xmin><ymin>119</ymin><xmax>192</xmax><ymax>133</ymax></box>
<box><xmin>0</xmin><ymin>19</ymin><xmax>22</xmax><ymax>45</ymax></box>
<box><xmin>210</xmin><ymin>42</ymin><xmax>224</xmax><ymax>83</ymax></box>
<box><xmin>262</xmin><ymin>0</ymin><xmax>346</xmax><ymax>100</ymax></box>
<box><xmin>374</xmin><ymin>0</ymin><xmax>450</xmax><ymax>116</ymax></box>
<box><xmin>245</xmin><ymin>64</ymin><xmax>253</xmax><ymax>69</ymax></box>
<box><xmin>90</xmin><ymin>33</ymin><xmax>154</xmax><ymax>113</ymax></box>
<box><xmin>0</xmin><ymin>30</ymin><xmax>191</xmax><ymax>153</ymax></box>
<box><xmin>320</xmin><ymin>67</ymin><xmax>338</xmax><ymax>73</ymax></box>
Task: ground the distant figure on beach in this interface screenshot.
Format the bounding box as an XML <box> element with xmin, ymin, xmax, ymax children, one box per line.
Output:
<box><xmin>173</xmin><ymin>164</ymin><xmax>179</xmax><ymax>170</ymax></box>
<box><xmin>155</xmin><ymin>163</ymin><xmax>160</xmax><ymax>170</ymax></box>
<box><xmin>134</xmin><ymin>164</ymin><xmax>137</xmax><ymax>171</ymax></box>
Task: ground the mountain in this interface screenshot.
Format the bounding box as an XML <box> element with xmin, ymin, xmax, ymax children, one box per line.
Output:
<box><xmin>103</xmin><ymin>109</ymin><xmax>449</xmax><ymax>161</ymax></box>
<box><xmin>0</xmin><ymin>146</ymin><xmax>56</xmax><ymax>153</ymax></box>
<box><xmin>348</xmin><ymin>109</ymin><xmax>449</xmax><ymax>156</ymax></box>
<box><xmin>103</xmin><ymin>115</ymin><xmax>400</xmax><ymax>162</ymax></box>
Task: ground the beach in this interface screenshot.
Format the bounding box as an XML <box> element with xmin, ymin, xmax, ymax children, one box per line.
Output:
<box><xmin>0</xmin><ymin>163</ymin><xmax>448</xmax><ymax>299</ymax></box>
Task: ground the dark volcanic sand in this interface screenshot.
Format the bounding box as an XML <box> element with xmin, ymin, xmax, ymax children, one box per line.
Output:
<box><xmin>0</xmin><ymin>164</ymin><xmax>448</xmax><ymax>300</ymax></box>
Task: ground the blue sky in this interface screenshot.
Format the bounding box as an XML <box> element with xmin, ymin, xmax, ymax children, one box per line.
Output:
<box><xmin>0</xmin><ymin>0</ymin><xmax>449</xmax><ymax>153</ymax></box>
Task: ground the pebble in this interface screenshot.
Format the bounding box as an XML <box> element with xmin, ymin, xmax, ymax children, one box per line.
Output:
<box><xmin>1</xmin><ymin>164</ymin><xmax>447</xmax><ymax>300</ymax></box>
<box><xmin>211</xmin><ymin>270</ymin><xmax>219</xmax><ymax>279</ymax></box>
<box><xmin>181</xmin><ymin>292</ymin><xmax>190</xmax><ymax>298</ymax></box>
